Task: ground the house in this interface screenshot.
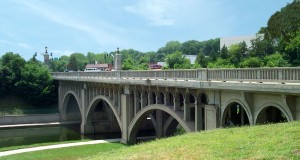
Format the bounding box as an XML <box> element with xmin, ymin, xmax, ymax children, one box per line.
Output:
<box><xmin>85</xmin><ymin>63</ymin><xmax>113</xmax><ymax>71</ymax></box>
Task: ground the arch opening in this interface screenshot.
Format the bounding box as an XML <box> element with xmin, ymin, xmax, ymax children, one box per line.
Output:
<box><xmin>65</xmin><ymin>95</ymin><xmax>81</xmax><ymax>122</ymax></box>
<box><xmin>85</xmin><ymin>96</ymin><xmax>122</xmax><ymax>139</ymax></box>
<box><xmin>256</xmin><ymin>106</ymin><xmax>288</xmax><ymax>124</ymax></box>
<box><xmin>131</xmin><ymin>110</ymin><xmax>186</xmax><ymax>143</ymax></box>
<box><xmin>197</xmin><ymin>93</ymin><xmax>208</xmax><ymax>130</ymax></box>
<box><xmin>223</xmin><ymin>102</ymin><xmax>250</xmax><ymax>127</ymax></box>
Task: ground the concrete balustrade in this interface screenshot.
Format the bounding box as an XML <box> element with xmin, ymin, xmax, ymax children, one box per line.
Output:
<box><xmin>52</xmin><ymin>67</ymin><xmax>300</xmax><ymax>82</ymax></box>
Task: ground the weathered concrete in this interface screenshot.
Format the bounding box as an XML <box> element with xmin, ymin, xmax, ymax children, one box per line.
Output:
<box><xmin>0</xmin><ymin>114</ymin><xmax>60</xmax><ymax>125</ymax></box>
<box><xmin>52</xmin><ymin>68</ymin><xmax>300</xmax><ymax>144</ymax></box>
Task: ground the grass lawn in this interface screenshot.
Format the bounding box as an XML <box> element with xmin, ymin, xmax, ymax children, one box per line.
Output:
<box><xmin>0</xmin><ymin>139</ymin><xmax>93</xmax><ymax>152</ymax></box>
<box><xmin>1</xmin><ymin>143</ymin><xmax>126</xmax><ymax>160</ymax></box>
<box><xmin>1</xmin><ymin>121</ymin><xmax>300</xmax><ymax>160</ymax></box>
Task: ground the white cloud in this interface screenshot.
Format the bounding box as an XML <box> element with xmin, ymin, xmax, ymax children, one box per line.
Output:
<box><xmin>14</xmin><ymin>0</ymin><xmax>124</xmax><ymax>47</ymax></box>
<box><xmin>124</xmin><ymin>0</ymin><xmax>178</xmax><ymax>26</ymax></box>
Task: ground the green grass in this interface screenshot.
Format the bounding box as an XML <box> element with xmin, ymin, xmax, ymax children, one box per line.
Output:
<box><xmin>2</xmin><ymin>121</ymin><xmax>300</xmax><ymax>160</ymax></box>
<box><xmin>0</xmin><ymin>139</ymin><xmax>93</xmax><ymax>152</ymax></box>
<box><xmin>1</xmin><ymin>143</ymin><xmax>126</xmax><ymax>160</ymax></box>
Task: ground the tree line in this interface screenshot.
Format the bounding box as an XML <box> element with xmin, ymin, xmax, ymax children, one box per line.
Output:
<box><xmin>0</xmin><ymin>1</ymin><xmax>299</xmax><ymax>107</ymax></box>
<box><xmin>0</xmin><ymin>53</ymin><xmax>57</xmax><ymax>106</ymax></box>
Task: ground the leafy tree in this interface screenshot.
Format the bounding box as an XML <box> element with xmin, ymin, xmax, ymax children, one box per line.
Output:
<box><xmin>15</xmin><ymin>61</ymin><xmax>56</xmax><ymax>106</ymax></box>
<box><xmin>195</xmin><ymin>50</ymin><xmax>208</xmax><ymax>68</ymax></box>
<box><xmin>157</xmin><ymin>41</ymin><xmax>181</xmax><ymax>55</ymax></box>
<box><xmin>240</xmin><ymin>57</ymin><xmax>263</xmax><ymax>68</ymax></box>
<box><xmin>285</xmin><ymin>31</ymin><xmax>300</xmax><ymax>65</ymax></box>
<box><xmin>122</xmin><ymin>57</ymin><xmax>136</xmax><ymax>70</ymax></box>
<box><xmin>0</xmin><ymin>52</ymin><xmax>26</xmax><ymax>94</ymax></box>
<box><xmin>228</xmin><ymin>44</ymin><xmax>243</xmax><ymax>67</ymax></box>
<box><xmin>180</xmin><ymin>40</ymin><xmax>201</xmax><ymax>55</ymax></box>
<box><xmin>266</xmin><ymin>1</ymin><xmax>300</xmax><ymax>43</ymax></box>
<box><xmin>249</xmin><ymin>34</ymin><xmax>275</xmax><ymax>58</ymax></box>
<box><xmin>68</xmin><ymin>55</ymin><xmax>78</xmax><ymax>71</ymax></box>
<box><xmin>263</xmin><ymin>52</ymin><xmax>290</xmax><ymax>67</ymax></box>
<box><xmin>220</xmin><ymin>45</ymin><xmax>229</xmax><ymax>59</ymax></box>
<box><xmin>207</xmin><ymin>58</ymin><xmax>235</xmax><ymax>68</ymax></box>
<box><xmin>166</xmin><ymin>51</ymin><xmax>191</xmax><ymax>69</ymax></box>
<box><xmin>69</xmin><ymin>53</ymin><xmax>88</xmax><ymax>71</ymax></box>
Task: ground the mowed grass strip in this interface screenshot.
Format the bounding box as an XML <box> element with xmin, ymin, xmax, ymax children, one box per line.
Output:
<box><xmin>2</xmin><ymin>121</ymin><xmax>300</xmax><ymax>160</ymax></box>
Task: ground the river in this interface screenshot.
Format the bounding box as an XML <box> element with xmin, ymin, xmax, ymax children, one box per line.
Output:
<box><xmin>0</xmin><ymin>124</ymin><xmax>121</xmax><ymax>148</ymax></box>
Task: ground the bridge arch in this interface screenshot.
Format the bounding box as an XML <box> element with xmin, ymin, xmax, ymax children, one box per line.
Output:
<box><xmin>61</xmin><ymin>91</ymin><xmax>82</xmax><ymax>122</ymax></box>
<box><xmin>86</xmin><ymin>95</ymin><xmax>122</xmax><ymax>132</ymax></box>
<box><xmin>254</xmin><ymin>102</ymin><xmax>293</xmax><ymax>124</ymax></box>
<box><xmin>221</xmin><ymin>99</ymin><xmax>253</xmax><ymax>127</ymax></box>
<box><xmin>128</xmin><ymin>104</ymin><xmax>194</xmax><ymax>143</ymax></box>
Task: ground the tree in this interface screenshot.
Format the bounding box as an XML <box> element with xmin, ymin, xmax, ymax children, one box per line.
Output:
<box><xmin>220</xmin><ymin>45</ymin><xmax>229</xmax><ymax>59</ymax></box>
<box><xmin>240</xmin><ymin>57</ymin><xmax>263</xmax><ymax>68</ymax></box>
<box><xmin>15</xmin><ymin>61</ymin><xmax>56</xmax><ymax>106</ymax></box>
<box><xmin>195</xmin><ymin>51</ymin><xmax>208</xmax><ymax>68</ymax></box>
<box><xmin>157</xmin><ymin>41</ymin><xmax>181</xmax><ymax>55</ymax></box>
<box><xmin>285</xmin><ymin>31</ymin><xmax>300</xmax><ymax>65</ymax></box>
<box><xmin>180</xmin><ymin>40</ymin><xmax>201</xmax><ymax>55</ymax></box>
<box><xmin>68</xmin><ymin>55</ymin><xmax>78</xmax><ymax>71</ymax></box>
<box><xmin>228</xmin><ymin>44</ymin><xmax>243</xmax><ymax>67</ymax></box>
<box><xmin>166</xmin><ymin>51</ymin><xmax>191</xmax><ymax>69</ymax></box>
<box><xmin>266</xmin><ymin>1</ymin><xmax>300</xmax><ymax>43</ymax></box>
<box><xmin>207</xmin><ymin>58</ymin><xmax>235</xmax><ymax>68</ymax></box>
<box><xmin>0</xmin><ymin>52</ymin><xmax>26</xmax><ymax>94</ymax></box>
<box><xmin>263</xmin><ymin>52</ymin><xmax>289</xmax><ymax>67</ymax></box>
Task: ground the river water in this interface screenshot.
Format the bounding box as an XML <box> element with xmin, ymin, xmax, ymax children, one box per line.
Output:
<box><xmin>0</xmin><ymin>124</ymin><xmax>121</xmax><ymax>148</ymax></box>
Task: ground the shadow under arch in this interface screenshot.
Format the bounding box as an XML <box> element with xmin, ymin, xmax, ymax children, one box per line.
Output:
<box><xmin>221</xmin><ymin>99</ymin><xmax>253</xmax><ymax>126</ymax></box>
<box><xmin>128</xmin><ymin>104</ymin><xmax>194</xmax><ymax>144</ymax></box>
<box><xmin>86</xmin><ymin>95</ymin><xmax>122</xmax><ymax>132</ymax></box>
<box><xmin>61</xmin><ymin>91</ymin><xmax>82</xmax><ymax>121</ymax></box>
<box><xmin>254</xmin><ymin>102</ymin><xmax>293</xmax><ymax>125</ymax></box>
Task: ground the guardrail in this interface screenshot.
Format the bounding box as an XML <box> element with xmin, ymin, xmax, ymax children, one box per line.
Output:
<box><xmin>51</xmin><ymin>67</ymin><xmax>300</xmax><ymax>83</ymax></box>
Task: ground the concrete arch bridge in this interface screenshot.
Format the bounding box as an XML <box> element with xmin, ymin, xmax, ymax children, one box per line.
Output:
<box><xmin>52</xmin><ymin>67</ymin><xmax>300</xmax><ymax>144</ymax></box>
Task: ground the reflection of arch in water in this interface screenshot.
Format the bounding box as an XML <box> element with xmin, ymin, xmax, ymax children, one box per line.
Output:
<box><xmin>255</xmin><ymin>103</ymin><xmax>292</xmax><ymax>125</ymax></box>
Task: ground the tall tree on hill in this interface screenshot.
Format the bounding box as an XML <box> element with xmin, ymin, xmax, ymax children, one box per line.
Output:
<box><xmin>68</xmin><ymin>55</ymin><xmax>78</xmax><ymax>71</ymax></box>
<box><xmin>180</xmin><ymin>40</ymin><xmax>201</xmax><ymax>55</ymax></box>
<box><xmin>157</xmin><ymin>41</ymin><xmax>181</xmax><ymax>55</ymax></box>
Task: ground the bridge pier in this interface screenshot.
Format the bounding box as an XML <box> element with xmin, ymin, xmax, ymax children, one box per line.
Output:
<box><xmin>121</xmin><ymin>94</ymin><xmax>133</xmax><ymax>144</ymax></box>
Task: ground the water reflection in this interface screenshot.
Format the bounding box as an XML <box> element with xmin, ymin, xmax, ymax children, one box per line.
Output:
<box><xmin>0</xmin><ymin>124</ymin><xmax>121</xmax><ymax>148</ymax></box>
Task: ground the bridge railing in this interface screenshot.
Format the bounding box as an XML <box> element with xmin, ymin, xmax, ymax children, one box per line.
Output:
<box><xmin>51</xmin><ymin>67</ymin><xmax>300</xmax><ymax>83</ymax></box>
<box><xmin>207</xmin><ymin>67</ymin><xmax>300</xmax><ymax>82</ymax></box>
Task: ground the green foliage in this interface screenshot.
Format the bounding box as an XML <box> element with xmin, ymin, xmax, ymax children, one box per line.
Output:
<box><xmin>240</xmin><ymin>57</ymin><xmax>263</xmax><ymax>68</ymax></box>
<box><xmin>207</xmin><ymin>58</ymin><xmax>235</xmax><ymax>68</ymax></box>
<box><xmin>166</xmin><ymin>51</ymin><xmax>191</xmax><ymax>69</ymax></box>
<box><xmin>195</xmin><ymin>51</ymin><xmax>208</xmax><ymax>68</ymax></box>
<box><xmin>180</xmin><ymin>40</ymin><xmax>201</xmax><ymax>55</ymax></box>
<box><xmin>266</xmin><ymin>1</ymin><xmax>300</xmax><ymax>43</ymax></box>
<box><xmin>15</xmin><ymin>61</ymin><xmax>56</xmax><ymax>106</ymax></box>
<box><xmin>157</xmin><ymin>41</ymin><xmax>181</xmax><ymax>55</ymax></box>
<box><xmin>264</xmin><ymin>52</ymin><xmax>290</xmax><ymax>67</ymax></box>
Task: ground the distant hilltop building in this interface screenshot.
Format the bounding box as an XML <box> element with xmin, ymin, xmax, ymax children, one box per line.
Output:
<box><xmin>220</xmin><ymin>35</ymin><xmax>258</xmax><ymax>49</ymax></box>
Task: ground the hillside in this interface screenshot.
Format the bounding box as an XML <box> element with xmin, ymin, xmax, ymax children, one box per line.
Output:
<box><xmin>88</xmin><ymin>121</ymin><xmax>300</xmax><ymax>160</ymax></box>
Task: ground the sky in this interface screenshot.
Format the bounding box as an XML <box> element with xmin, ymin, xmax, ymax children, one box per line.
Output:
<box><xmin>0</xmin><ymin>0</ymin><xmax>293</xmax><ymax>61</ymax></box>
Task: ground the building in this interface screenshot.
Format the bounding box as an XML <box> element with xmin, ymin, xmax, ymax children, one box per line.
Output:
<box><xmin>85</xmin><ymin>63</ymin><xmax>113</xmax><ymax>71</ymax></box>
<box><xmin>220</xmin><ymin>35</ymin><xmax>258</xmax><ymax>49</ymax></box>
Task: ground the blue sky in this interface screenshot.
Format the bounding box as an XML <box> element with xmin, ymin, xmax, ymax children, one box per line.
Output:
<box><xmin>0</xmin><ymin>0</ymin><xmax>292</xmax><ymax>61</ymax></box>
